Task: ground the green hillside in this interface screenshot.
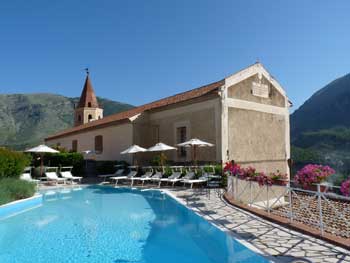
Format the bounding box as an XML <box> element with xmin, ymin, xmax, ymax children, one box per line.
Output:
<box><xmin>291</xmin><ymin>73</ymin><xmax>350</xmax><ymax>180</ymax></box>
<box><xmin>0</xmin><ymin>93</ymin><xmax>133</xmax><ymax>150</ymax></box>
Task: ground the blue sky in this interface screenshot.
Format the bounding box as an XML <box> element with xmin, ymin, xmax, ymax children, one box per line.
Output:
<box><xmin>1</xmin><ymin>0</ymin><xmax>350</xmax><ymax>110</ymax></box>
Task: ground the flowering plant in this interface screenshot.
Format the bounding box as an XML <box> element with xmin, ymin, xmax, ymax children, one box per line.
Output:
<box><xmin>223</xmin><ymin>162</ymin><xmax>244</xmax><ymax>176</ymax></box>
<box><xmin>270</xmin><ymin>171</ymin><xmax>288</xmax><ymax>181</ymax></box>
<box><xmin>256</xmin><ymin>172</ymin><xmax>273</xmax><ymax>186</ymax></box>
<box><xmin>294</xmin><ymin>164</ymin><xmax>335</xmax><ymax>187</ymax></box>
<box><xmin>242</xmin><ymin>166</ymin><xmax>257</xmax><ymax>179</ymax></box>
<box><xmin>340</xmin><ymin>179</ymin><xmax>350</xmax><ymax>197</ymax></box>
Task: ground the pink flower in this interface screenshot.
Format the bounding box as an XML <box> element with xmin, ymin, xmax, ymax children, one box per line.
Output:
<box><xmin>294</xmin><ymin>164</ymin><xmax>335</xmax><ymax>187</ymax></box>
<box><xmin>340</xmin><ymin>179</ymin><xmax>350</xmax><ymax>197</ymax></box>
<box><xmin>256</xmin><ymin>172</ymin><xmax>273</xmax><ymax>187</ymax></box>
<box><xmin>224</xmin><ymin>162</ymin><xmax>244</xmax><ymax>176</ymax></box>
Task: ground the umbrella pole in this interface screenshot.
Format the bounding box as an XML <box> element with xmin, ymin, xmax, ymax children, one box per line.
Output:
<box><xmin>194</xmin><ymin>145</ymin><xmax>197</xmax><ymax>167</ymax></box>
<box><xmin>40</xmin><ymin>153</ymin><xmax>44</xmax><ymax>177</ymax></box>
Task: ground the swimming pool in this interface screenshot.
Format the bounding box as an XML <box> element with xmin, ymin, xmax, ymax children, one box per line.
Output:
<box><xmin>0</xmin><ymin>186</ymin><xmax>268</xmax><ymax>263</ymax></box>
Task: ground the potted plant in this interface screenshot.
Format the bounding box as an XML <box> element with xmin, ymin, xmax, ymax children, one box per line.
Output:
<box><xmin>256</xmin><ymin>172</ymin><xmax>273</xmax><ymax>187</ymax></box>
<box><xmin>270</xmin><ymin>171</ymin><xmax>288</xmax><ymax>186</ymax></box>
<box><xmin>242</xmin><ymin>166</ymin><xmax>257</xmax><ymax>180</ymax></box>
<box><xmin>340</xmin><ymin>179</ymin><xmax>350</xmax><ymax>197</ymax></box>
<box><xmin>294</xmin><ymin>164</ymin><xmax>335</xmax><ymax>192</ymax></box>
<box><xmin>223</xmin><ymin>162</ymin><xmax>244</xmax><ymax>177</ymax></box>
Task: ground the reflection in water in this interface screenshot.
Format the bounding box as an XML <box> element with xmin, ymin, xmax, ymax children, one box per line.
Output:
<box><xmin>0</xmin><ymin>186</ymin><xmax>267</xmax><ymax>263</ymax></box>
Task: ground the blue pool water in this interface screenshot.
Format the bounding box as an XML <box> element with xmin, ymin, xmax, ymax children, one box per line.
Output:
<box><xmin>0</xmin><ymin>186</ymin><xmax>268</xmax><ymax>263</ymax></box>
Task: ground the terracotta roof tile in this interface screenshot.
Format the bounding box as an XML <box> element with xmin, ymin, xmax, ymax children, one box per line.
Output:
<box><xmin>46</xmin><ymin>79</ymin><xmax>224</xmax><ymax>140</ymax></box>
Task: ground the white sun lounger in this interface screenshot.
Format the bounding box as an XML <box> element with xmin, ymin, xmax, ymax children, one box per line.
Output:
<box><xmin>183</xmin><ymin>174</ymin><xmax>208</xmax><ymax>189</ymax></box>
<box><xmin>159</xmin><ymin>172</ymin><xmax>182</xmax><ymax>187</ymax></box>
<box><xmin>138</xmin><ymin>171</ymin><xmax>162</xmax><ymax>187</ymax></box>
<box><xmin>60</xmin><ymin>171</ymin><xmax>82</xmax><ymax>184</ymax></box>
<box><xmin>98</xmin><ymin>169</ymin><xmax>125</xmax><ymax>182</ymax></box>
<box><xmin>110</xmin><ymin>170</ymin><xmax>137</xmax><ymax>186</ymax></box>
<box><xmin>131</xmin><ymin>171</ymin><xmax>154</xmax><ymax>186</ymax></box>
<box><xmin>149</xmin><ymin>172</ymin><xmax>164</xmax><ymax>187</ymax></box>
<box><xmin>20</xmin><ymin>173</ymin><xmax>40</xmax><ymax>184</ymax></box>
<box><xmin>44</xmin><ymin>172</ymin><xmax>67</xmax><ymax>185</ymax></box>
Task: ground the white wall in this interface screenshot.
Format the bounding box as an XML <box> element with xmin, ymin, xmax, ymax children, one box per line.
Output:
<box><xmin>46</xmin><ymin>123</ymin><xmax>133</xmax><ymax>162</ymax></box>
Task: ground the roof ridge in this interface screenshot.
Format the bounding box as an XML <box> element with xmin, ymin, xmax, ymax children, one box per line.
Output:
<box><xmin>46</xmin><ymin>79</ymin><xmax>223</xmax><ymax>140</ymax></box>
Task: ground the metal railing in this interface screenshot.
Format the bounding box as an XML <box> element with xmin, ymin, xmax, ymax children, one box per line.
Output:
<box><xmin>226</xmin><ymin>175</ymin><xmax>350</xmax><ymax>238</ymax></box>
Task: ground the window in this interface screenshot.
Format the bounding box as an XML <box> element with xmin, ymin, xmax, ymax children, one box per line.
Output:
<box><xmin>95</xmin><ymin>135</ymin><xmax>103</xmax><ymax>154</ymax></box>
<box><xmin>72</xmin><ymin>140</ymin><xmax>78</xmax><ymax>152</ymax></box>
<box><xmin>88</xmin><ymin>102</ymin><xmax>92</xmax><ymax>107</ymax></box>
<box><xmin>176</xmin><ymin>127</ymin><xmax>187</xmax><ymax>158</ymax></box>
<box><xmin>88</xmin><ymin>114</ymin><xmax>93</xmax><ymax>121</ymax></box>
<box><xmin>78</xmin><ymin>115</ymin><xmax>81</xmax><ymax>122</ymax></box>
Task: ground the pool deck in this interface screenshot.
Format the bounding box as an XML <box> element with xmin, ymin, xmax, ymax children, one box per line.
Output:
<box><xmin>163</xmin><ymin>188</ymin><xmax>350</xmax><ymax>263</ymax></box>
<box><xmin>39</xmin><ymin>183</ymin><xmax>350</xmax><ymax>263</ymax></box>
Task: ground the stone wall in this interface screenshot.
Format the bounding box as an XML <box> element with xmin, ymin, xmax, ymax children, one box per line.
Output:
<box><xmin>227</xmin><ymin>108</ymin><xmax>287</xmax><ymax>174</ymax></box>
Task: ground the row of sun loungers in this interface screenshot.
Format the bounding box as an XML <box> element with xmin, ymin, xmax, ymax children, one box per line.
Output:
<box><xmin>20</xmin><ymin>165</ymin><xmax>221</xmax><ymax>189</ymax></box>
<box><xmin>20</xmin><ymin>167</ymin><xmax>82</xmax><ymax>185</ymax></box>
<box><xmin>104</xmin><ymin>166</ymin><xmax>220</xmax><ymax>188</ymax></box>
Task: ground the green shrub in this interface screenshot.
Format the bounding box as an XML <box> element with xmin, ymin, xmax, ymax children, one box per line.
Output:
<box><xmin>163</xmin><ymin>166</ymin><xmax>172</xmax><ymax>177</ymax></box>
<box><xmin>0</xmin><ymin>147</ymin><xmax>31</xmax><ymax>179</ymax></box>
<box><xmin>39</xmin><ymin>152</ymin><xmax>85</xmax><ymax>176</ymax></box>
<box><xmin>0</xmin><ymin>178</ymin><xmax>36</xmax><ymax>205</ymax></box>
<box><xmin>96</xmin><ymin>160</ymin><xmax>129</xmax><ymax>175</ymax></box>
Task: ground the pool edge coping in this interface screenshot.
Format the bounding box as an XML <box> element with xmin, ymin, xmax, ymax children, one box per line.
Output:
<box><xmin>0</xmin><ymin>194</ymin><xmax>43</xmax><ymax>220</ymax></box>
<box><xmin>160</xmin><ymin>189</ymin><xmax>276</xmax><ymax>263</ymax></box>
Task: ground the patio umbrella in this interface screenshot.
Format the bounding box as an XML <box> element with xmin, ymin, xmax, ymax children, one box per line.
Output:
<box><xmin>25</xmin><ymin>145</ymin><xmax>59</xmax><ymax>176</ymax></box>
<box><xmin>120</xmin><ymin>145</ymin><xmax>147</xmax><ymax>165</ymax></box>
<box><xmin>147</xmin><ymin>143</ymin><xmax>176</xmax><ymax>167</ymax></box>
<box><xmin>177</xmin><ymin>138</ymin><xmax>214</xmax><ymax>165</ymax></box>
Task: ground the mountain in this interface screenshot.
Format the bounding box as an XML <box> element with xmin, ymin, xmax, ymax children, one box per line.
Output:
<box><xmin>291</xmin><ymin>73</ymin><xmax>350</xmax><ymax>137</ymax></box>
<box><xmin>291</xmin><ymin>73</ymin><xmax>350</xmax><ymax>179</ymax></box>
<box><xmin>0</xmin><ymin>93</ymin><xmax>134</xmax><ymax>150</ymax></box>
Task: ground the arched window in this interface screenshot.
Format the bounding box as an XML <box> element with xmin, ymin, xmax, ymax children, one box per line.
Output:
<box><xmin>88</xmin><ymin>114</ymin><xmax>93</xmax><ymax>121</ymax></box>
<box><xmin>88</xmin><ymin>102</ymin><xmax>92</xmax><ymax>107</ymax></box>
<box><xmin>95</xmin><ymin>135</ymin><xmax>103</xmax><ymax>154</ymax></box>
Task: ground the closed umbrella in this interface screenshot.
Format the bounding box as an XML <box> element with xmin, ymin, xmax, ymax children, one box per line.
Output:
<box><xmin>177</xmin><ymin>138</ymin><xmax>214</xmax><ymax>165</ymax></box>
<box><xmin>25</xmin><ymin>145</ymin><xmax>59</xmax><ymax>176</ymax></box>
<box><xmin>147</xmin><ymin>143</ymin><xmax>176</xmax><ymax>167</ymax></box>
<box><xmin>121</xmin><ymin>145</ymin><xmax>147</xmax><ymax>165</ymax></box>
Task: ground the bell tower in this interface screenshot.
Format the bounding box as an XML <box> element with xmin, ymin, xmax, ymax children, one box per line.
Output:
<box><xmin>74</xmin><ymin>70</ymin><xmax>103</xmax><ymax>126</ymax></box>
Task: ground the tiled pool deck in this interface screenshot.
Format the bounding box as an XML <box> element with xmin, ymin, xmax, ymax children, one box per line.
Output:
<box><xmin>164</xmin><ymin>188</ymin><xmax>350</xmax><ymax>263</ymax></box>
<box><xmin>39</xmin><ymin>184</ymin><xmax>350</xmax><ymax>263</ymax></box>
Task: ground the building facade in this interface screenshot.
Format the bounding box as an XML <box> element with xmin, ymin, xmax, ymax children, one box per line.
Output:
<box><xmin>45</xmin><ymin>63</ymin><xmax>291</xmax><ymax>175</ymax></box>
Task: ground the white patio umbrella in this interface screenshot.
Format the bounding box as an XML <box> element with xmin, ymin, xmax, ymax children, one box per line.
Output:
<box><xmin>177</xmin><ymin>138</ymin><xmax>214</xmax><ymax>165</ymax></box>
<box><xmin>147</xmin><ymin>142</ymin><xmax>177</xmax><ymax>167</ymax></box>
<box><xmin>121</xmin><ymin>145</ymin><xmax>147</xmax><ymax>165</ymax></box>
<box><xmin>25</xmin><ymin>144</ymin><xmax>59</xmax><ymax>176</ymax></box>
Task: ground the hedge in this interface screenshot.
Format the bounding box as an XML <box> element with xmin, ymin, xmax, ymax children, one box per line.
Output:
<box><xmin>42</xmin><ymin>152</ymin><xmax>85</xmax><ymax>176</ymax></box>
<box><xmin>0</xmin><ymin>178</ymin><xmax>36</xmax><ymax>205</ymax></box>
<box><xmin>0</xmin><ymin>147</ymin><xmax>31</xmax><ymax>179</ymax></box>
<box><xmin>96</xmin><ymin>160</ymin><xmax>129</xmax><ymax>175</ymax></box>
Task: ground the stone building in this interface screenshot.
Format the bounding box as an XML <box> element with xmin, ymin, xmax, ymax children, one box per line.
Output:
<box><xmin>45</xmin><ymin>63</ymin><xmax>291</xmax><ymax>175</ymax></box>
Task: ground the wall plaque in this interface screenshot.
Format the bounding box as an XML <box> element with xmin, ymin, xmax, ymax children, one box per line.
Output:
<box><xmin>252</xmin><ymin>82</ymin><xmax>269</xmax><ymax>98</ymax></box>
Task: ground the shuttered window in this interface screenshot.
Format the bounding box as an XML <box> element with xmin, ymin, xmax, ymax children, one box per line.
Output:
<box><xmin>95</xmin><ymin>135</ymin><xmax>103</xmax><ymax>154</ymax></box>
<box><xmin>176</xmin><ymin>127</ymin><xmax>187</xmax><ymax>158</ymax></box>
<box><xmin>72</xmin><ymin>140</ymin><xmax>78</xmax><ymax>152</ymax></box>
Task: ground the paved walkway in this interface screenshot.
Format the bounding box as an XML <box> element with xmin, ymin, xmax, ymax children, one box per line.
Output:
<box><xmin>164</xmin><ymin>188</ymin><xmax>350</xmax><ymax>263</ymax></box>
